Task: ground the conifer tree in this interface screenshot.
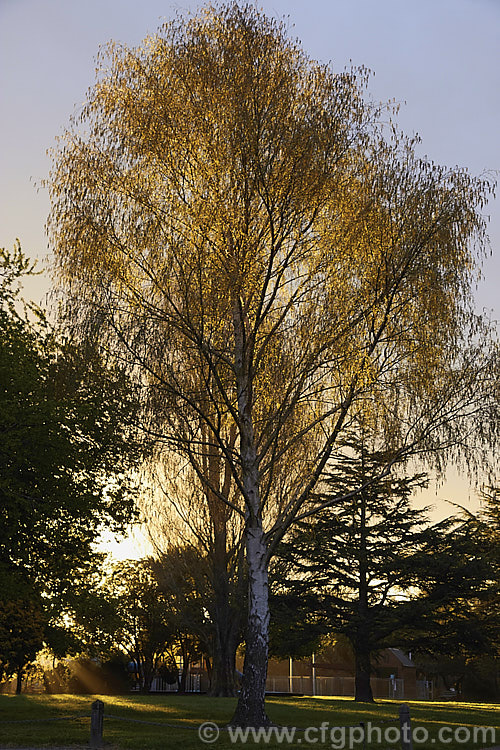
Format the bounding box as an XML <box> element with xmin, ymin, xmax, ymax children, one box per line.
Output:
<box><xmin>276</xmin><ymin>434</ymin><xmax>429</xmax><ymax>701</ymax></box>
<box><xmin>275</xmin><ymin>438</ymin><xmax>500</xmax><ymax>702</ymax></box>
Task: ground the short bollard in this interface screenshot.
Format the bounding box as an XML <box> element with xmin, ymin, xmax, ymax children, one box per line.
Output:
<box><xmin>90</xmin><ymin>699</ymin><xmax>104</xmax><ymax>748</ymax></box>
<box><xmin>399</xmin><ymin>704</ymin><xmax>413</xmax><ymax>750</ymax></box>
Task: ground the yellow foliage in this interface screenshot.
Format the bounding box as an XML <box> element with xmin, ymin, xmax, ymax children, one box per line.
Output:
<box><xmin>47</xmin><ymin>3</ymin><xmax>496</xmax><ymax>529</ymax></box>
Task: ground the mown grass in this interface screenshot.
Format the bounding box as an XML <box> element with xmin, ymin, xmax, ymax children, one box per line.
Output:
<box><xmin>0</xmin><ymin>694</ymin><xmax>498</xmax><ymax>749</ymax></box>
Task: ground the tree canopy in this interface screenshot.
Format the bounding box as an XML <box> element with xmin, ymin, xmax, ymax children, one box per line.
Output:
<box><xmin>47</xmin><ymin>2</ymin><xmax>498</xmax><ymax>726</ymax></box>
<box><xmin>0</xmin><ymin>243</ymin><xmax>143</xmax><ymax>670</ymax></box>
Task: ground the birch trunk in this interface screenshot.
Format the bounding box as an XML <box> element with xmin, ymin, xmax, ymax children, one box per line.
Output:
<box><xmin>229</xmin><ymin>292</ymin><xmax>271</xmax><ymax>725</ymax></box>
<box><xmin>230</xmin><ymin>525</ymin><xmax>271</xmax><ymax>726</ymax></box>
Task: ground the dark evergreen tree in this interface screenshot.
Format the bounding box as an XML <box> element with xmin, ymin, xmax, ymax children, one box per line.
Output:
<box><xmin>275</xmin><ymin>436</ymin><xmax>499</xmax><ymax>702</ymax></box>
<box><xmin>275</xmin><ymin>436</ymin><xmax>430</xmax><ymax>701</ymax></box>
<box><xmin>402</xmin><ymin>484</ymin><xmax>499</xmax><ymax>670</ymax></box>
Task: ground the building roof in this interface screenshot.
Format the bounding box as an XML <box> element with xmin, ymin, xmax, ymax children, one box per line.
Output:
<box><xmin>388</xmin><ymin>648</ymin><xmax>415</xmax><ymax>668</ymax></box>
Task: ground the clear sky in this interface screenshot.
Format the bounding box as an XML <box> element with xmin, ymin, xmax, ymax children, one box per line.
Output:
<box><xmin>1</xmin><ymin>0</ymin><xmax>499</xmax><ymax>318</ymax></box>
<box><xmin>1</xmin><ymin>0</ymin><xmax>498</xmax><ymax>548</ymax></box>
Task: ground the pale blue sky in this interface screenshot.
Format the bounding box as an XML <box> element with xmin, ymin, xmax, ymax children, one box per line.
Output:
<box><xmin>1</xmin><ymin>0</ymin><xmax>499</xmax><ymax>317</ymax></box>
<box><xmin>1</xmin><ymin>0</ymin><xmax>498</xmax><ymax>526</ymax></box>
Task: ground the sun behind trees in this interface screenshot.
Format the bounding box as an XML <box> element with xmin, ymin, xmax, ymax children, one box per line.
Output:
<box><xmin>146</xmin><ymin>450</ymin><xmax>246</xmax><ymax>697</ymax></box>
<box><xmin>47</xmin><ymin>2</ymin><xmax>498</xmax><ymax>726</ymax></box>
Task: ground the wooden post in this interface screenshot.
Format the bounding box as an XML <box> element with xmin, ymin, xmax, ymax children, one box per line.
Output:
<box><xmin>90</xmin><ymin>699</ymin><xmax>104</xmax><ymax>748</ymax></box>
<box><xmin>399</xmin><ymin>703</ymin><xmax>413</xmax><ymax>750</ymax></box>
<box><xmin>312</xmin><ymin>652</ymin><xmax>316</xmax><ymax>696</ymax></box>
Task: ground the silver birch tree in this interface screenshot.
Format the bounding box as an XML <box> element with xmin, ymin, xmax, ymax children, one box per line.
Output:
<box><xmin>48</xmin><ymin>2</ymin><xmax>498</xmax><ymax>726</ymax></box>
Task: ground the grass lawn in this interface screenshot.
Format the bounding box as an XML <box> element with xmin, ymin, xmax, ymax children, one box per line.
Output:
<box><xmin>0</xmin><ymin>694</ymin><xmax>498</xmax><ymax>750</ymax></box>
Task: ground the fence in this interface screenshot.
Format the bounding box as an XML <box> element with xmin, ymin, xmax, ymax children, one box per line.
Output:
<box><xmin>416</xmin><ymin>679</ymin><xmax>434</xmax><ymax>700</ymax></box>
<box><xmin>265</xmin><ymin>674</ymin><xmax>406</xmax><ymax>699</ymax></box>
<box><xmin>149</xmin><ymin>673</ymin><xmax>201</xmax><ymax>693</ymax></box>
<box><xmin>0</xmin><ymin>699</ymin><xmax>415</xmax><ymax>750</ymax></box>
